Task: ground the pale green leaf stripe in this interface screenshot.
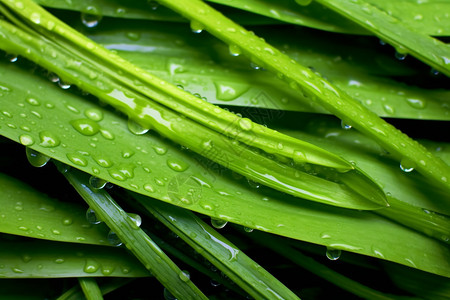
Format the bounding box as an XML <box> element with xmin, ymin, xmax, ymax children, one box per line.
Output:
<box><xmin>0</xmin><ymin>172</ymin><xmax>111</xmax><ymax>245</ymax></box>
<box><xmin>135</xmin><ymin>195</ymin><xmax>300</xmax><ymax>300</ymax></box>
<box><xmin>79</xmin><ymin>278</ymin><xmax>103</xmax><ymax>300</ymax></box>
<box><xmin>156</xmin><ymin>0</ymin><xmax>450</xmax><ymax>192</ymax></box>
<box><xmin>62</xmin><ymin>169</ymin><xmax>208</xmax><ymax>300</ymax></box>
<box><xmin>248</xmin><ymin>231</ymin><xmax>415</xmax><ymax>300</ymax></box>
<box><xmin>314</xmin><ymin>0</ymin><xmax>450</xmax><ymax>76</ymax></box>
<box><xmin>0</xmin><ymin>59</ymin><xmax>448</xmax><ymax>277</ymax></box>
<box><xmin>0</xmin><ymin>9</ymin><xmax>391</xmax><ymax>210</ymax></box>
<box><xmin>0</xmin><ymin>238</ymin><xmax>150</xmax><ymax>278</ymax></box>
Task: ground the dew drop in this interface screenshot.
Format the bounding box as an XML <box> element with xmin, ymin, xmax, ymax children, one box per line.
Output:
<box><xmin>71</xmin><ymin>118</ymin><xmax>100</xmax><ymax>136</ymax></box>
<box><xmin>128</xmin><ymin>119</ymin><xmax>151</xmax><ymax>135</ymax></box>
<box><xmin>26</xmin><ymin>97</ymin><xmax>40</xmax><ymax>106</ymax></box>
<box><xmin>127</xmin><ymin>213</ymin><xmax>142</xmax><ymax>229</ymax></box>
<box><xmin>26</xmin><ymin>148</ymin><xmax>50</xmax><ymax>167</ymax></box>
<box><xmin>229</xmin><ymin>44</ymin><xmax>241</xmax><ymax>56</ymax></box>
<box><xmin>81</xmin><ymin>7</ymin><xmax>102</xmax><ymax>28</ymax></box>
<box><xmin>153</xmin><ymin>146</ymin><xmax>168</xmax><ymax>155</ymax></box>
<box><xmin>19</xmin><ymin>134</ymin><xmax>34</xmax><ymax>146</ymax></box>
<box><xmin>238</xmin><ymin>118</ymin><xmax>253</xmax><ymax>131</ymax></box>
<box><xmin>86</xmin><ymin>208</ymin><xmax>102</xmax><ymax>224</ymax></box>
<box><xmin>400</xmin><ymin>158</ymin><xmax>415</xmax><ymax>173</ymax></box>
<box><xmin>382</xmin><ymin>104</ymin><xmax>395</xmax><ymax>115</ymax></box>
<box><xmin>67</xmin><ymin>153</ymin><xmax>88</xmax><ymax>167</ymax></box>
<box><xmin>58</xmin><ymin>79</ymin><xmax>71</xmax><ymax>89</ymax></box>
<box><xmin>406</xmin><ymin>98</ymin><xmax>426</xmax><ymax>109</ymax></box>
<box><xmin>167</xmin><ymin>158</ymin><xmax>189</xmax><ymax>172</ymax></box>
<box><xmin>89</xmin><ymin>176</ymin><xmax>108</xmax><ymax>189</ymax></box>
<box><xmin>211</xmin><ymin>218</ymin><xmax>228</xmax><ymax>229</ymax></box>
<box><xmin>293</xmin><ymin>150</ymin><xmax>307</xmax><ymax>164</ymax></box>
<box><xmin>39</xmin><ymin>131</ymin><xmax>60</xmax><ymax>148</ymax></box>
<box><xmin>247</xmin><ymin>179</ymin><xmax>260</xmax><ymax>189</ymax></box>
<box><xmin>244</xmin><ymin>227</ymin><xmax>254</xmax><ymax>233</ymax></box>
<box><xmin>84</xmin><ymin>108</ymin><xmax>103</xmax><ymax>121</ymax></box>
<box><xmin>395</xmin><ymin>52</ymin><xmax>407</xmax><ymax>61</ymax></box>
<box><xmin>93</xmin><ymin>156</ymin><xmax>113</xmax><ymax>168</ymax></box>
<box><xmin>100</xmin><ymin>128</ymin><xmax>115</xmax><ymax>140</ymax></box>
<box><xmin>295</xmin><ymin>0</ymin><xmax>312</xmax><ymax>5</ymax></box>
<box><xmin>190</xmin><ymin>20</ymin><xmax>204</xmax><ymax>33</ymax></box>
<box><xmin>107</xmin><ymin>231</ymin><xmax>123</xmax><ymax>246</ymax></box>
<box><xmin>341</xmin><ymin>121</ymin><xmax>352</xmax><ymax>130</ymax></box>
<box><xmin>179</xmin><ymin>270</ymin><xmax>190</xmax><ymax>282</ymax></box>
<box><xmin>325</xmin><ymin>247</ymin><xmax>341</xmax><ymax>260</ymax></box>
<box><xmin>84</xmin><ymin>259</ymin><xmax>100</xmax><ymax>273</ymax></box>
<box><xmin>62</xmin><ymin>217</ymin><xmax>73</xmax><ymax>226</ymax></box>
<box><xmin>214</xmin><ymin>81</ymin><xmax>249</xmax><ymax>101</ymax></box>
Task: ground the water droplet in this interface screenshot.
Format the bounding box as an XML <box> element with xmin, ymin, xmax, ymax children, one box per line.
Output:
<box><xmin>341</xmin><ymin>121</ymin><xmax>352</xmax><ymax>130</ymax></box>
<box><xmin>244</xmin><ymin>227</ymin><xmax>254</xmax><ymax>233</ymax></box>
<box><xmin>108</xmin><ymin>164</ymin><xmax>135</xmax><ymax>181</ymax></box>
<box><xmin>247</xmin><ymin>179</ymin><xmax>260</xmax><ymax>189</ymax></box>
<box><xmin>86</xmin><ymin>208</ymin><xmax>102</xmax><ymax>224</ymax></box>
<box><xmin>30</xmin><ymin>12</ymin><xmax>41</xmax><ymax>24</ymax></box>
<box><xmin>211</xmin><ymin>218</ymin><xmax>228</xmax><ymax>229</ymax></box>
<box><xmin>39</xmin><ymin>131</ymin><xmax>60</xmax><ymax>148</ymax></box>
<box><xmin>121</xmin><ymin>149</ymin><xmax>135</xmax><ymax>158</ymax></box>
<box><xmin>52</xmin><ymin>229</ymin><xmax>61</xmax><ymax>235</ymax></box>
<box><xmin>325</xmin><ymin>247</ymin><xmax>341</xmax><ymax>260</ymax></box>
<box><xmin>107</xmin><ymin>231</ymin><xmax>123</xmax><ymax>246</ymax></box>
<box><xmin>26</xmin><ymin>148</ymin><xmax>50</xmax><ymax>167</ymax></box>
<box><xmin>126</xmin><ymin>213</ymin><xmax>142</xmax><ymax>229</ymax></box>
<box><xmin>84</xmin><ymin>108</ymin><xmax>103</xmax><ymax>121</ymax></box>
<box><xmin>295</xmin><ymin>0</ymin><xmax>312</xmax><ymax>5</ymax></box>
<box><xmin>143</xmin><ymin>183</ymin><xmax>155</xmax><ymax>192</ymax></box>
<box><xmin>100</xmin><ymin>128</ymin><xmax>115</xmax><ymax>140</ymax></box>
<box><xmin>81</xmin><ymin>7</ymin><xmax>102</xmax><ymax>28</ymax></box>
<box><xmin>190</xmin><ymin>20</ymin><xmax>204</xmax><ymax>33</ymax></box>
<box><xmin>400</xmin><ymin>158</ymin><xmax>415</xmax><ymax>172</ymax></box>
<box><xmin>406</xmin><ymin>98</ymin><xmax>426</xmax><ymax>109</ymax></box>
<box><xmin>67</xmin><ymin>153</ymin><xmax>88</xmax><ymax>167</ymax></box>
<box><xmin>128</xmin><ymin>119</ymin><xmax>151</xmax><ymax>135</ymax></box>
<box><xmin>179</xmin><ymin>270</ymin><xmax>190</xmax><ymax>282</ymax></box>
<box><xmin>153</xmin><ymin>146</ymin><xmax>168</xmax><ymax>155</ymax></box>
<box><xmin>395</xmin><ymin>52</ymin><xmax>407</xmax><ymax>61</ymax></box>
<box><xmin>58</xmin><ymin>79</ymin><xmax>71</xmax><ymax>89</ymax></box>
<box><xmin>147</xmin><ymin>0</ymin><xmax>159</xmax><ymax>10</ymax></box>
<box><xmin>214</xmin><ymin>81</ymin><xmax>249</xmax><ymax>101</ymax></box>
<box><xmin>8</xmin><ymin>55</ymin><xmax>18</xmax><ymax>62</ymax></box>
<box><xmin>382</xmin><ymin>104</ymin><xmax>395</xmax><ymax>115</ymax></box>
<box><xmin>84</xmin><ymin>259</ymin><xmax>100</xmax><ymax>273</ymax></box>
<box><xmin>71</xmin><ymin>118</ymin><xmax>100</xmax><ymax>136</ymax></box>
<box><xmin>89</xmin><ymin>176</ymin><xmax>108</xmax><ymax>189</ymax></box>
<box><xmin>26</xmin><ymin>97</ymin><xmax>40</xmax><ymax>106</ymax></box>
<box><xmin>19</xmin><ymin>134</ymin><xmax>34</xmax><ymax>146</ymax></box>
<box><xmin>62</xmin><ymin>217</ymin><xmax>73</xmax><ymax>226</ymax></box>
<box><xmin>93</xmin><ymin>156</ymin><xmax>113</xmax><ymax>168</ymax></box>
<box><xmin>167</xmin><ymin>158</ymin><xmax>189</xmax><ymax>172</ymax></box>
<box><xmin>229</xmin><ymin>44</ymin><xmax>241</xmax><ymax>56</ymax></box>
<box><xmin>238</xmin><ymin>118</ymin><xmax>253</xmax><ymax>131</ymax></box>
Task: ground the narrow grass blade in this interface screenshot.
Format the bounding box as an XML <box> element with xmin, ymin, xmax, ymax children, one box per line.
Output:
<box><xmin>62</xmin><ymin>167</ymin><xmax>208</xmax><ymax>300</ymax></box>
<box><xmin>314</xmin><ymin>0</ymin><xmax>450</xmax><ymax>76</ymax></box>
<box><xmin>0</xmin><ymin>238</ymin><xmax>150</xmax><ymax>278</ymax></box>
<box><xmin>155</xmin><ymin>0</ymin><xmax>450</xmax><ymax>192</ymax></box>
<box><xmin>135</xmin><ymin>194</ymin><xmax>300</xmax><ymax>300</ymax></box>
<box><xmin>79</xmin><ymin>278</ymin><xmax>103</xmax><ymax>300</ymax></box>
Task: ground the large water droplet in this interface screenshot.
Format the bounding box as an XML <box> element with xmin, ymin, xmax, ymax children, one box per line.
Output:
<box><xmin>84</xmin><ymin>259</ymin><xmax>100</xmax><ymax>273</ymax></box>
<box><xmin>107</xmin><ymin>231</ymin><xmax>123</xmax><ymax>246</ymax></box>
<box><xmin>214</xmin><ymin>81</ymin><xmax>249</xmax><ymax>101</ymax></box>
<box><xmin>179</xmin><ymin>270</ymin><xmax>191</xmax><ymax>282</ymax></box>
<box><xmin>341</xmin><ymin>121</ymin><xmax>352</xmax><ymax>130</ymax></box>
<box><xmin>167</xmin><ymin>158</ymin><xmax>189</xmax><ymax>172</ymax></box>
<box><xmin>211</xmin><ymin>218</ymin><xmax>228</xmax><ymax>229</ymax></box>
<box><xmin>84</xmin><ymin>108</ymin><xmax>103</xmax><ymax>121</ymax></box>
<box><xmin>126</xmin><ymin>213</ymin><xmax>142</xmax><ymax>229</ymax></box>
<box><xmin>406</xmin><ymin>98</ymin><xmax>426</xmax><ymax>109</ymax></box>
<box><xmin>71</xmin><ymin>118</ymin><xmax>100</xmax><ymax>136</ymax></box>
<box><xmin>19</xmin><ymin>134</ymin><xmax>34</xmax><ymax>146</ymax></box>
<box><xmin>229</xmin><ymin>44</ymin><xmax>241</xmax><ymax>56</ymax></box>
<box><xmin>400</xmin><ymin>158</ymin><xmax>415</xmax><ymax>173</ymax></box>
<box><xmin>86</xmin><ymin>208</ymin><xmax>102</xmax><ymax>224</ymax></box>
<box><xmin>26</xmin><ymin>148</ymin><xmax>50</xmax><ymax>167</ymax></box>
<box><xmin>128</xmin><ymin>119</ymin><xmax>151</xmax><ymax>135</ymax></box>
<box><xmin>89</xmin><ymin>176</ymin><xmax>108</xmax><ymax>189</ymax></box>
<box><xmin>81</xmin><ymin>6</ymin><xmax>102</xmax><ymax>28</ymax></box>
<box><xmin>67</xmin><ymin>153</ymin><xmax>88</xmax><ymax>167</ymax></box>
<box><xmin>39</xmin><ymin>131</ymin><xmax>60</xmax><ymax>148</ymax></box>
<box><xmin>325</xmin><ymin>247</ymin><xmax>341</xmax><ymax>260</ymax></box>
<box><xmin>190</xmin><ymin>20</ymin><xmax>204</xmax><ymax>33</ymax></box>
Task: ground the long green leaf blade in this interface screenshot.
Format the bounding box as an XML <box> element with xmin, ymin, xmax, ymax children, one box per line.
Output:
<box><xmin>63</xmin><ymin>168</ymin><xmax>208</xmax><ymax>300</ymax></box>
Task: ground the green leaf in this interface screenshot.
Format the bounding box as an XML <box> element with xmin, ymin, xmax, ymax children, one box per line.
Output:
<box><xmin>63</xmin><ymin>168</ymin><xmax>208</xmax><ymax>300</ymax></box>
<box><xmin>0</xmin><ymin>172</ymin><xmax>110</xmax><ymax>245</ymax></box>
<box><xmin>0</xmin><ymin>238</ymin><xmax>150</xmax><ymax>278</ymax></box>
<box><xmin>314</xmin><ymin>0</ymin><xmax>450</xmax><ymax>76</ymax></box>
<box><xmin>79</xmin><ymin>278</ymin><xmax>103</xmax><ymax>300</ymax></box>
<box><xmin>136</xmin><ymin>195</ymin><xmax>300</xmax><ymax>300</ymax></box>
<box><xmin>155</xmin><ymin>0</ymin><xmax>450</xmax><ymax>192</ymax></box>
